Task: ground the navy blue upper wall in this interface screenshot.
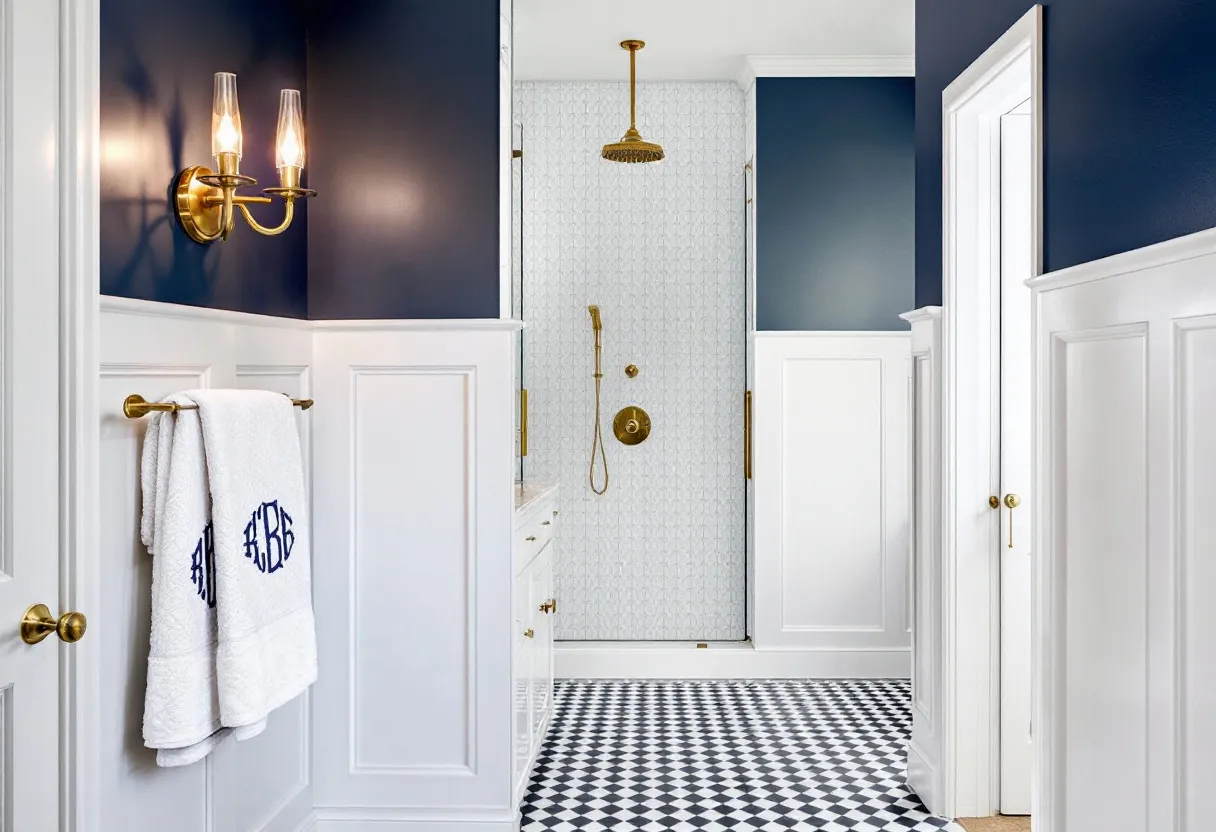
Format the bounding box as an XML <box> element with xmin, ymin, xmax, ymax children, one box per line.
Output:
<box><xmin>916</xmin><ymin>0</ymin><xmax>1216</xmax><ymax>307</ymax></box>
<box><xmin>305</xmin><ymin>1</ymin><xmax>501</xmax><ymax>319</ymax></box>
<box><xmin>100</xmin><ymin>0</ymin><xmax>309</xmax><ymax>318</ymax></box>
<box><xmin>756</xmin><ymin>78</ymin><xmax>915</xmax><ymax>331</ymax></box>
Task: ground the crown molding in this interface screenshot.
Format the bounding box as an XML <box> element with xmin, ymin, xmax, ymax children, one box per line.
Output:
<box><xmin>738</xmin><ymin>54</ymin><xmax>915</xmax><ymax>88</ymax></box>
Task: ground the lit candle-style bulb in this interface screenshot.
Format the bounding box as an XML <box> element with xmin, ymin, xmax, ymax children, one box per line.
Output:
<box><xmin>211</xmin><ymin>72</ymin><xmax>243</xmax><ymax>165</ymax></box>
<box><xmin>275</xmin><ymin>89</ymin><xmax>305</xmax><ymax>188</ymax></box>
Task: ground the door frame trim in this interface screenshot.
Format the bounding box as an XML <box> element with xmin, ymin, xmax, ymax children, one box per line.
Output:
<box><xmin>940</xmin><ymin>4</ymin><xmax>1042</xmax><ymax>819</ymax></box>
<box><xmin>59</xmin><ymin>0</ymin><xmax>102</xmax><ymax>828</ymax></box>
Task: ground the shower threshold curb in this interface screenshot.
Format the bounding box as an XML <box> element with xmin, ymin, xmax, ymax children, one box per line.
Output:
<box><xmin>555</xmin><ymin>641</ymin><xmax>910</xmax><ymax>680</ymax></box>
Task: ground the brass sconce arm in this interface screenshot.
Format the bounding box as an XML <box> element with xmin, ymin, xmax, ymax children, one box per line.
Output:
<box><xmin>236</xmin><ymin>197</ymin><xmax>296</xmax><ymax>236</ymax></box>
<box><xmin>178</xmin><ymin>160</ymin><xmax>315</xmax><ymax>244</ymax></box>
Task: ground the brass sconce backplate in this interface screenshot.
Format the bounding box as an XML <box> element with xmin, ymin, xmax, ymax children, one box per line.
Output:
<box><xmin>613</xmin><ymin>405</ymin><xmax>651</xmax><ymax>445</ymax></box>
<box><xmin>175</xmin><ymin>165</ymin><xmax>229</xmax><ymax>243</ymax></box>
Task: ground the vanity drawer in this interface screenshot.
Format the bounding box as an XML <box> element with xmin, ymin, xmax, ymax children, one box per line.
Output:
<box><xmin>516</xmin><ymin>506</ymin><xmax>557</xmax><ymax>569</ymax></box>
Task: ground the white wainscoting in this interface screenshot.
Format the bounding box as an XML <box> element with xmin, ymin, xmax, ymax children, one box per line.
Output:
<box><xmin>98</xmin><ymin>297</ymin><xmax>314</xmax><ymax>832</ymax></box>
<box><xmin>752</xmin><ymin>333</ymin><xmax>911</xmax><ymax>677</ymax></box>
<box><xmin>899</xmin><ymin>308</ymin><xmax>945</xmax><ymax>816</ymax></box>
<box><xmin>1029</xmin><ymin>226</ymin><xmax>1216</xmax><ymax>832</ymax></box>
<box><xmin>310</xmin><ymin>321</ymin><xmax>519</xmax><ymax>831</ymax></box>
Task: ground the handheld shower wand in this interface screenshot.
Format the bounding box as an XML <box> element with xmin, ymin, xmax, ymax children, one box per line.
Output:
<box><xmin>588</xmin><ymin>305</ymin><xmax>609</xmax><ymax>495</ymax></box>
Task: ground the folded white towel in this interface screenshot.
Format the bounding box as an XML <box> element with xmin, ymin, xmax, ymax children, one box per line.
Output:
<box><xmin>140</xmin><ymin>395</ymin><xmax>231</xmax><ymax>767</ymax></box>
<box><xmin>190</xmin><ymin>389</ymin><xmax>317</xmax><ymax>732</ymax></box>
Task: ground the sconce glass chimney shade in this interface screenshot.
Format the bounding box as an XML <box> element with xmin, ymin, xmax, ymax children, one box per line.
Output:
<box><xmin>211</xmin><ymin>72</ymin><xmax>243</xmax><ymax>159</ymax></box>
<box><xmin>275</xmin><ymin>89</ymin><xmax>305</xmax><ymax>173</ymax></box>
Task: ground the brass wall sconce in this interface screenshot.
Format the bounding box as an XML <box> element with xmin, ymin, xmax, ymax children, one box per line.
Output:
<box><xmin>176</xmin><ymin>72</ymin><xmax>316</xmax><ymax>244</ymax></box>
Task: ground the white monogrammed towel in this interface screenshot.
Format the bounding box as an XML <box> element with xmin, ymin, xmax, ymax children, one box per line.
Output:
<box><xmin>141</xmin><ymin>394</ymin><xmax>229</xmax><ymax>767</ymax></box>
<box><xmin>189</xmin><ymin>389</ymin><xmax>317</xmax><ymax>734</ymax></box>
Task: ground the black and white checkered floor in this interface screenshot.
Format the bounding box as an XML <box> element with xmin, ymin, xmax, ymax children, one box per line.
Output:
<box><xmin>521</xmin><ymin>679</ymin><xmax>959</xmax><ymax>832</ymax></box>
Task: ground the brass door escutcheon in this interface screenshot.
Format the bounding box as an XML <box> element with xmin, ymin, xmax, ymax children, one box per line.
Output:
<box><xmin>613</xmin><ymin>405</ymin><xmax>651</xmax><ymax>445</ymax></box>
<box><xmin>1003</xmin><ymin>493</ymin><xmax>1022</xmax><ymax>548</ymax></box>
<box><xmin>21</xmin><ymin>603</ymin><xmax>88</xmax><ymax>645</ymax></box>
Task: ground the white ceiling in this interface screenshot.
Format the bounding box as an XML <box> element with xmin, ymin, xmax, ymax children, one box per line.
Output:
<box><xmin>513</xmin><ymin>0</ymin><xmax>915</xmax><ymax>82</ymax></box>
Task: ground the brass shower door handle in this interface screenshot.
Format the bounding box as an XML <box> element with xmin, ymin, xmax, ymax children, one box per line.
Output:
<box><xmin>1003</xmin><ymin>493</ymin><xmax>1022</xmax><ymax>548</ymax></box>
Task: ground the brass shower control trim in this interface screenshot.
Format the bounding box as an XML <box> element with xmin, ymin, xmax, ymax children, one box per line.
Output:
<box><xmin>613</xmin><ymin>406</ymin><xmax>651</xmax><ymax>445</ymax></box>
<box><xmin>625</xmin><ymin>364</ymin><xmax>639</xmax><ymax>378</ymax></box>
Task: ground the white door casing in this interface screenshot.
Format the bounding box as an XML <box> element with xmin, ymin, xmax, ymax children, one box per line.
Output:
<box><xmin>0</xmin><ymin>2</ymin><xmax>66</xmax><ymax>829</ymax></box>
<box><xmin>939</xmin><ymin>4</ymin><xmax>1042</xmax><ymax>818</ymax></box>
<box><xmin>998</xmin><ymin>105</ymin><xmax>1033</xmax><ymax>816</ymax></box>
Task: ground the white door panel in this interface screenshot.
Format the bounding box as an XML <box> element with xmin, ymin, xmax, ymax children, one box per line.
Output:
<box><xmin>999</xmin><ymin>109</ymin><xmax>1033</xmax><ymax>815</ymax></box>
<box><xmin>0</xmin><ymin>2</ymin><xmax>63</xmax><ymax>828</ymax></box>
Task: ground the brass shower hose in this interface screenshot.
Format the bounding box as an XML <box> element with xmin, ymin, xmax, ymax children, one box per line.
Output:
<box><xmin>588</xmin><ymin>305</ymin><xmax>609</xmax><ymax>494</ymax></box>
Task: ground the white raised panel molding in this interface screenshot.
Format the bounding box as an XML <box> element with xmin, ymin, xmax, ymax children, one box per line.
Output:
<box><xmin>752</xmin><ymin>333</ymin><xmax>911</xmax><ymax>677</ymax></box>
<box><xmin>311</xmin><ymin>321</ymin><xmax>520</xmax><ymax>829</ymax></box>
<box><xmin>899</xmin><ymin>307</ymin><xmax>945</xmax><ymax>816</ymax></box>
<box><xmin>98</xmin><ymin>298</ymin><xmax>314</xmax><ymax>832</ymax></box>
<box><xmin>1029</xmin><ymin>226</ymin><xmax>1216</xmax><ymax>832</ymax></box>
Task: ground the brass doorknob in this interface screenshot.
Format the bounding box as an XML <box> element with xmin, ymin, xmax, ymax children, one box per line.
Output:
<box><xmin>21</xmin><ymin>604</ymin><xmax>88</xmax><ymax>645</ymax></box>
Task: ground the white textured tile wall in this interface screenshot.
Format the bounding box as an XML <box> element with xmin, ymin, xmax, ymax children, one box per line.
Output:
<box><xmin>515</xmin><ymin>81</ymin><xmax>746</xmax><ymax>641</ymax></box>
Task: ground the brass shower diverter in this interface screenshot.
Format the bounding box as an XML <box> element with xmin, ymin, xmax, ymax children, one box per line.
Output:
<box><xmin>613</xmin><ymin>406</ymin><xmax>651</xmax><ymax>445</ymax></box>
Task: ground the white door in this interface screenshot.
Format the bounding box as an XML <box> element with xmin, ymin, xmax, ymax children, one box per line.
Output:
<box><xmin>0</xmin><ymin>2</ymin><xmax>67</xmax><ymax>829</ymax></box>
<box><xmin>998</xmin><ymin>103</ymin><xmax>1033</xmax><ymax>816</ymax></box>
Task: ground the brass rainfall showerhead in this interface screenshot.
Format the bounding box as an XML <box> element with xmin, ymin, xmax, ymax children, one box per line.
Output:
<box><xmin>602</xmin><ymin>40</ymin><xmax>665</xmax><ymax>164</ymax></box>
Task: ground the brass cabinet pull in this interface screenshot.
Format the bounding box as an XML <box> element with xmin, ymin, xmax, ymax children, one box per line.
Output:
<box><xmin>21</xmin><ymin>604</ymin><xmax>88</xmax><ymax>645</ymax></box>
<box><xmin>539</xmin><ymin>599</ymin><xmax>558</xmax><ymax>614</ymax></box>
<box><xmin>524</xmin><ymin>628</ymin><xmax>535</xmax><ymax>639</ymax></box>
<box><xmin>526</xmin><ymin>535</ymin><xmax>537</xmax><ymax>542</ymax></box>
<box><xmin>1003</xmin><ymin>493</ymin><xmax>1022</xmax><ymax>548</ymax></box>
<box><xmin>541</xmin><ymin>520</ymin><xmax>551</xmax><ymax>526</ymax></box>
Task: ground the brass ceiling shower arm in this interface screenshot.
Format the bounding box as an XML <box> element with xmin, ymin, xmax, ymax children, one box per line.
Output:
<box><xmin>602</xmin><ymin>40</ymin><xmax>665</xmax><ymax>164</ymax></box>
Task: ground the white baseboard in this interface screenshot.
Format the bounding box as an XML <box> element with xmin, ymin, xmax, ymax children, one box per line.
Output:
<box><xmin>556</xmin><ymin>641</ymin><xmax>911</xmax><ymax>679</ymax></box>
<box><xmin>315</xmin><ymin>807</ymin><xmax>517</xmax><ymax>832</ymax></box>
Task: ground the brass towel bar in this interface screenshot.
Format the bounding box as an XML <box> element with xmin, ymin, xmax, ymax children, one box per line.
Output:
<box><xmin>122</xmin><ymin>393</ymin><xmax>314</xmax><ymax>420</ymax></box>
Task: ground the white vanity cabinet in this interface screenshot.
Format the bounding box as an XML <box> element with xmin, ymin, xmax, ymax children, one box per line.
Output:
<box><xmin>512</xmin><ymin>483</ymin><xmax>559</xmax><ymax>803</ymax></box>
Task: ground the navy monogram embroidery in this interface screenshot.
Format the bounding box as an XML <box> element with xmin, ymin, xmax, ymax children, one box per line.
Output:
<box><xmin>243</xmin><ymin>500</ymin><xmax>295</xmax><ymax>574</ymax></box>
<box><xmin>190</xmin><ymin>522</ymin><xmax>217</xmax><ymax>608</ymax></box>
